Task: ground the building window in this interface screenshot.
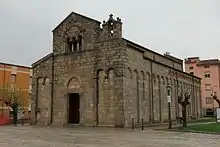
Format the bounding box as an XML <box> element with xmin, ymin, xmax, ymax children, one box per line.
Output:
<box><xmin>78</xmin><ymin>35</ymin><xmax>82</xmax><ymax>50</ymax></box>
<box><xmin>206</xmin><ymin>97</ymin><xmax>213</xmax><ymax>104</ymax></box>
<box><xmin>190</xmin><ymin>72</ymin><xmax>194</xmax><ymax>75</ymax></box>
<box><xmin>205</xmin><ymin>84</ymin><xmax>211</xmax><ymax>91</ymax></box>
<box><xmin>11</xmin><ymin>74</ymin><xmax>16</xmax><ymax>84</ymax></box>
<box><xmin>66</xmin><ymin>35</ymin><xmax>83</xmax><ymax>52</ymax></box>
<box><xmin>205</xmin><ymin>73</ymin><xmax>210</xmax><ymax>78</ymax></box>
<box><xmin>204</xmin><ymin>65</ymin><xmax>210</xmax><ymax>68</ymax></box>
<box><xmin>189</xmin><ymin>66</ymin><xmax>194</xmax><ymax>70</ymax></box>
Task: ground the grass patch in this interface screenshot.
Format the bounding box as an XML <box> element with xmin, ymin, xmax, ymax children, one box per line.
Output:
<box><xmin>188</xmin><ymin>117</ymin><xmax>216</xmax><ymax>124</ymax></box>
<box><xmin>187</xmin><ymin>123</ymin><xmax>220</xmax><ymax>133</ymax></box>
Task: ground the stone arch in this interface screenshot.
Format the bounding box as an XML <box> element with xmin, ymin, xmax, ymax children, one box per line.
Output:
<box><xmin>44</xmin><ymin>77</ymin><xmax>50</xmax><ymax>85</ymax></box>
<box><xmin>107</xmin><ymin>68</ymin><xmax>116</xmax><ymax>86</ymax></box>
<box><xmin>152</xmin><ymin>74</ymin><xmax>156</xmax><ymax>84</ymax></box>
<box><xmin>77</xmin><ymin>35</ymin><xmax>83</xmax><ymax>50</ymax></box>
<box><xmin>146</xmin><ymin>72</ymin><xmax>150</xmax><ymax>84</ymax></box>
<box><xmin>67</xmin><ymin>77</ymin><xmax>81</xmax><ymax>89</ymax></box>
<box><xmin>161</xmin><ymin>76</ymin><xmax>165</xmax><ymax>85</ymax></box>
<box><xmin>107</xmin><ymin>67</ymin><xmax>116</xmax><ymax>75</ymax></box>
<box><xmin>170</xmin><ymin>78</ymin><xmax>173</xmax><ymax>86</ymax></box>
<box><xmin>97</xmin><ymin>69</ymin><xmax>104</xmax><ymax>76</ymax></box>
<box><xmin>133</xmin><ymin>70</ymin><xmax>139</xmax><ymax>80</ymax></box>
<box><xmin>38</xmin><ymin>78</ymin><xmax>44</xmax><ymax>85</ymax></box>
<box><xmin>146</xmin><ymin>72</ymin><xmax>150</xmax><ymax>77</ymax></box>
<box><xmin>156</xmin><ymin>75</ymin><xmax>160</xmax><ymax>84</ymax></box>
<box><xmin>141</xmin><ymin>71</ymin><xmax>145</xmax><ymax>80</ymax></box>
<box><xmin>146</xmin><ymin>72</ymin><xmax>151</xmax><ymax>86</ymax></box>
<box><xmin>107</xmin><ymin>67</ymin><xmax>116</xmax><ymax>73</ymax></box>
<box><xmin>97</xmin><ymin>69</ymin><xmax>106</xmax><ymax>83</ymax></box>
<box><xmin>173</xmin><ymin>79</ymin><xmax>176</xmax><ymax>86</ymax></box>
<box><xmin>127</xmin><ymin>67</ymin><xmax>132</xmax><ymax>79</ymax></box>
<box><xmin>165</xmin><ymin>77</ymin><xmax>169</xmax><ymax>85</ymax></box>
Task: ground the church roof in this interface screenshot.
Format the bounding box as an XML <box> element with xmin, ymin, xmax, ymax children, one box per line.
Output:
<box><xmin>52</xmin><ymin>11</ymin><xmax>101</xmax><ymax>32</ymax></box>
<box><xmin>32</xmin><ymin>53</ymin><xmax>53</xmax><ymax>68</ymax></box>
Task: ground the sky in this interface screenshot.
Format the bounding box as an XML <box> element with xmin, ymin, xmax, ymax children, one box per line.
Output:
<box><xmin>0</xmin><ymin>0</ymin><xmax>219</xmax><ymax>66</ymax></box>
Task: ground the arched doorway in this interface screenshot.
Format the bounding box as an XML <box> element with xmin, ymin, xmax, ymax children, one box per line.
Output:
<box><xmin>67</xmin><ymin>77</ymin><xmax>81</xmax><ymax>124</ymax></box>
<box><xmin>68</xmin><ymin>93</ymin><xmax>80</xmax><ymax>124</ymax></box>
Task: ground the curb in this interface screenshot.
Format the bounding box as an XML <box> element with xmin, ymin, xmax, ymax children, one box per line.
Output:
<box><xmin>153</xmin><ymin>127</ymin><xmax>220</xmax><ymax>135</ymax></box>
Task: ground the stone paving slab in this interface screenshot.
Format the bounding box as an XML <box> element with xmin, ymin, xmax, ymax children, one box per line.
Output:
<box><xmin>0</xmin><ymin>126</ymin><xmax>219</xmax><ymax>147</ymax></box>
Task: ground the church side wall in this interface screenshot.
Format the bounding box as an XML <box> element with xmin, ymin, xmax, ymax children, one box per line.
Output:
<box><xmin>31</xmin><ymin>57</ymin><xmax>52</xmax><ymax>125</ymax></box>
<box><xmin>123</xmin><ymin>47</ymin><xmax>152</xmax><ymax>126</ymax></box>
<box><xmin>124</xmin><ymin>45</ymin><xmax>202</xmax><ymax>127</ymax></box>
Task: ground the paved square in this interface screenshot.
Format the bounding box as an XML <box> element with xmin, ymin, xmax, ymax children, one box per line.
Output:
<box><xmin>0</xmin><ymin>126</ymin><xmax>219</xmax><ymax>147</ymax></box>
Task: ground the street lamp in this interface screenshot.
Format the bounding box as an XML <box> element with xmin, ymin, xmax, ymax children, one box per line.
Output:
<box><xmin>166</xmin><ymin>84</ymin><xmax>172</xmax><ymax>129</ymax></box>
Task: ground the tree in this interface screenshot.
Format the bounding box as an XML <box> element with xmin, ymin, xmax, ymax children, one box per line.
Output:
<box><xmin>211</xmin><ymin>92</ymin><xmax>220</xmax><ymax>108</ymax></box>
<box><xmin>0</xmin><ymin>86</ymin><xmax>23</xmax><ymax>125</ymax></box>
<box><xmin>178</xmin><ymin>92</ymin><xmax>190</xmax><ymax>128</ymax></box>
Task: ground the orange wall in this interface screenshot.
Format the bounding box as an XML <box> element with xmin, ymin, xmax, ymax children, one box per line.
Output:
<box><xmin>0</xmin><ymin>63</ymin><xmax>32</xmax><ymax>114</ymax></box>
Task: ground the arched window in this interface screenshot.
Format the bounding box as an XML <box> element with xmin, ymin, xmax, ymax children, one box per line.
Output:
<box><xmin>67</xmin><ymin>37</ymin><xmax>72</xmax><ymax>52</ymax></box>
<box><xmin>73</xmin><ymin>37</ymin><xmax>77</xmax><ymax>51</ymax></box>
<box><xmin>78</xmin><ymin>35</ymin><xmax>83</xmax><ymax>51</ymax></box>
<box><xmin>66</xmin><ymin>35</ymin><xmax>83</xmax><ymax>52</ymax></box>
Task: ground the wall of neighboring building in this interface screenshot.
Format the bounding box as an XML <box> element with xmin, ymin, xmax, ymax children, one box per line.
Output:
<box><xmin>31</xmin><ymin>55</ymin><xmax>53</xmax><ymax>125</ymax></box>
<box><xmin>185</xmin><ymin>58</ymin><xmax>220</xmax><ymax>115</ymax></box>
<box><xmin>0</xmin><ymin>63</ymin><xmax>32</xmax><ymax>118</ymax></box>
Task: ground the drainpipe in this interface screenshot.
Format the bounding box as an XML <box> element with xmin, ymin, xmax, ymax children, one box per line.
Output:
<box><xmin>50</xmin><ymin>54</ymin><xmax>54</xmax><ymax>124</ymax></box>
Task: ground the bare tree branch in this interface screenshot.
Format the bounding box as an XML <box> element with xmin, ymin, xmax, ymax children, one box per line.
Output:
<box><xmin>211</xmin><ymin>94</ymin><xmax>220</xmax><ymax>108</ymax></box>
<box><xmin>178</xmin><ymin>92</ymin><xmax>190</xmax><ymax>128</ymax></box>
<box><xmin>0</xmin><ymin>85</ymin><xmax>24</xmax><ymax>125</ymax></box>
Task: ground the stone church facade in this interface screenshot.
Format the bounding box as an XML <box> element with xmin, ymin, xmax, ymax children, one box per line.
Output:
<box><xmin>31</xmin><ymin>12</ymin><xmax>202</xmax><ymax>127</ymax></box>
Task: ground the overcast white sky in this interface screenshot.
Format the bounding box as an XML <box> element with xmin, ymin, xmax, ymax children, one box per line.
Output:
<box><xmin>0</xmin><ymin>0</ymin><xmax>219</xmax><ymax>66</ymax></box>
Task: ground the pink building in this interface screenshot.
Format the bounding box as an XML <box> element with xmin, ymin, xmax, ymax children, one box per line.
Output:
<box><xmin>185</xmin><ymin>57</ymin><xmax>220</xmax><ymax>116</ymax></box>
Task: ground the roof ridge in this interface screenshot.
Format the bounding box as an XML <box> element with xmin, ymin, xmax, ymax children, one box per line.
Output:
<box><xmin>32</xmin><ymin>53</ymin><xmax>53</xmax><ymax>67</ymax></box>
<box><xmin>52</xmin><ymin>11</ymin><xmax>101</xmax><ymax>32</ymax></box>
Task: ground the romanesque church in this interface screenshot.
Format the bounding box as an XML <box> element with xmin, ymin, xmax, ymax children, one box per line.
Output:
<box><xmin>31</xmin><ymin>12</ymin><xmax>202</xmax><ymax>127</ymax></box>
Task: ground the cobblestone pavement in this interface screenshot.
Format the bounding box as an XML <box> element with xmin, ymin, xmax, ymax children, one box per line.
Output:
<box><xmin>0</xmin><ymin>125</ymin><xmax>219</xmax><ymax>147</ymax></box>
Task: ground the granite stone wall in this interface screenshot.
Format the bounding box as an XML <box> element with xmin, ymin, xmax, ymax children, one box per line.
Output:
<box><xmin>31</xmin><ymin>12</ymin><xmax>202</xmax><ymax>128</ymax></box>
